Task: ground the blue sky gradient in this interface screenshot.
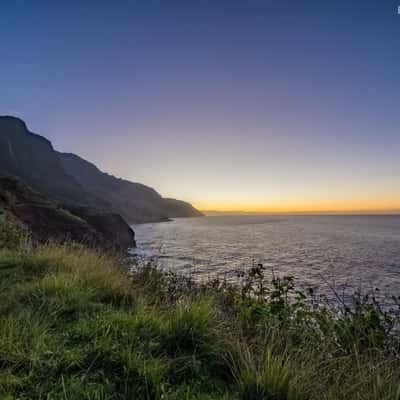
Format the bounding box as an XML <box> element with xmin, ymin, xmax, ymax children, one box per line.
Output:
<box><xmin>1</xmin><ymin>0</ymin><xmax>399</xmax><ymax>211</ymax></box>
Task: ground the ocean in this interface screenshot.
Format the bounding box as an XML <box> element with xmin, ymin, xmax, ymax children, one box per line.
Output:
<box><xmin>132</xmin><ymin>215</ymin><xmax>400</xmax><ymax>302</ymax></box>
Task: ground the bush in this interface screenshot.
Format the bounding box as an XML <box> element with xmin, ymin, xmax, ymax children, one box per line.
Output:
<box><xmin>0</xmin><ymin>212</ymin><xmax>29</xmax><ymax>250</ymax></box>
<box><xmin>232</xmin><ymin>345</ymin><xmax>306</xmax><ymax>400</ymax></box>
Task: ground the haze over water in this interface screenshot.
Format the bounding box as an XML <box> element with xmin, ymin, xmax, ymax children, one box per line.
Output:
<box><xmin>134</xmin><ymin>215</ymin><xmax>400</xmax><ymax>302</ymax></box>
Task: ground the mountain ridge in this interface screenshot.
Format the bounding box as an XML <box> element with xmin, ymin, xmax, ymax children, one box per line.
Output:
<box><xmin>0</xmin><ymin>115</ymin><xmax>203</xmax><ymax>224</ymax></box>
<box><xmin>58</xmin><ymin>151</ymin><xmax>203</xmax><ymax>224</ymax></box>
<box><xmin>0</xmin><ymin>116</ymin><xmax>93</xmax><ymax>207</ymax></box>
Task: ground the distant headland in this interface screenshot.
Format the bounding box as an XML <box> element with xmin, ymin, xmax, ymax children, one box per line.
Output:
<box><xmin>0</xmin><ymin>116</ymin><xmax>203</xmax><ymax>249</ymax></box>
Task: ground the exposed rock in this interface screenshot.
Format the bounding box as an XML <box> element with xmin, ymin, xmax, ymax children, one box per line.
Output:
<box><xmin>66</xmin><ymin>206</ymin><xmax>136</xmax><ymax>250</ymax></box>
<box><xmin>0</xmin><ymin>176</ymin><xmax>135</xmax><ymax>251</ymax></box>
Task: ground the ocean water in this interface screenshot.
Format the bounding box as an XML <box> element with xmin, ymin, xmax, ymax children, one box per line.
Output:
<box><xmin>132</xmin><ymin>215</ymin><xmax>400</xmax><ymax>301</ymax></box>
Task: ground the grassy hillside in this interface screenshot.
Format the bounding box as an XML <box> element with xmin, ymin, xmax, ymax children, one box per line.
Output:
<box><xmin>0</xmin><ymin>226</ymin><xmax>399</xmax><ymax>398</ymax></box>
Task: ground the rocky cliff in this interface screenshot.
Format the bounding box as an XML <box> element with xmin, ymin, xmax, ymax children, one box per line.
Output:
<box><xmin>0</xmin><ymin>116</ymin><xmax>94</xmax><ymax>207</ymax></box>
<box><xmin>0</xmin><ymin>176</ymin><xmax>135</xmax><ymax>251</ymax></box>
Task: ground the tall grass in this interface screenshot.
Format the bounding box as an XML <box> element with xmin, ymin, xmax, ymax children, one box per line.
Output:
<box><xmin>0</xmin><ymin>240</ymin><xmax>399</xmax><ymax>399</ymax></box>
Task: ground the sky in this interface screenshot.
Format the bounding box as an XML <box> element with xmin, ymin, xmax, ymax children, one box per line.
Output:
<box><xmin>1</xmin><ymin>0</ymin><xmax>400</xmax><ymax>212</ymax></box>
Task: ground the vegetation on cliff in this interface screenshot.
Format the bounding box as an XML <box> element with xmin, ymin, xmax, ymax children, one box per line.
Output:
<box><xmin>0</xmin><ymin>220</ymin><xmax>399</xmax><ymax>399</ymax></box>
<box><xmin>0</xmin><ymin>176</ymin><xmax>135</xmax><ymax>251</ymax></box>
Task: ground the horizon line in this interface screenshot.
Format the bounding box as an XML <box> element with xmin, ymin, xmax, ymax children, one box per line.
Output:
<box><xmin>200</xmin><ymin>209</ymin><xmax>400</xmax><ymax>215</ymax></box>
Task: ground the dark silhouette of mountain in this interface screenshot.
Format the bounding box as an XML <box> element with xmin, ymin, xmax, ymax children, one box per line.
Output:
<box><xmin>0</xmin><ymin>116</ymin><xmax>203</xmax><ymax>224</ymax></box>
<box><xmin>163</xmin><ymin>198</ymin><xmax>204</xmax><ymax>218</ymax></box>
<box><xmin>58</xmin><ymin>152</ymin><xmax>203</xmax><ymax>223</ymax></box>
<box><xmin>0</xmin><ymin>175</ymin><xmax>135</xmax><ymax>250</ymax></box>
<box><xmin>0</xmin><ymin>116</ymin><xmax>95</xmax><ymax>207</ymax></box>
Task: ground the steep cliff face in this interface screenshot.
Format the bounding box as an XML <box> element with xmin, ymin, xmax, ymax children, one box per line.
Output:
<box><xmin>58</xmin><ymin>152</ymin><xmax>203</xmax><ymax>223</ymax></box>
<box><xmin>0</xmin><ymin>176</ymin><xmax>135</xmax><ymax>250</ymax></box>
<box><xmin>66</xmin><ymin>206</ymin><xmax>137</xmax><ymax>250</ymax></box>
<box><xmin>0</xmin><ymin>116</ymin><xmax>92</xmax><ymax>207</ymax></box>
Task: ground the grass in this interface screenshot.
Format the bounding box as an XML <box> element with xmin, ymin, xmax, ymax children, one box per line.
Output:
<box><xmin>0</xmin><ymin>228</ymin><xmax>399</xmax><ymax>398</ymax></box>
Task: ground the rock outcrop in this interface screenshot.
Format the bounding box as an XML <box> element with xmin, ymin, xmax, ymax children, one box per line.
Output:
<box><xmin>0</xmin><ymin>176</ymin><xmax>135</xmax><ymax>251</ymax></box>
<box><xmin>66</xmin><ymin>206</ymin><xmax>137</xmax><ymax>250</ymax></box>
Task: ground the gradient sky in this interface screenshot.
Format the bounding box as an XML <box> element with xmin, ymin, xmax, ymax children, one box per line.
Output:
<box><xmin>1</xmin><ymin>0</ymin><xmax>399</xmax><ymax>212</ymax></box>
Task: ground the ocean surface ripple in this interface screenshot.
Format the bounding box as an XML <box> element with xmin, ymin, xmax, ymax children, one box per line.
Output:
<box><xmin>132</xmin><ymin>215</ymin><xmax>400</xmax><ymax>301</ymax></box>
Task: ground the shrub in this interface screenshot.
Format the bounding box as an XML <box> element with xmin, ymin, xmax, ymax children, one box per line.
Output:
<box><xmin>0</xmin><ymin>212</ymin><xmax>29</xmax><ymax>251</ymax></box>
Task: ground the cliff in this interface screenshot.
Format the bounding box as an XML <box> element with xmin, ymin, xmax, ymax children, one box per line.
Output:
<box><xmin>0</xmin><ymin>176</ymin><xmax>135</xmax><ymax>250</ymax></box>
<box><xmin>0</xmin><ymin>116</ymin><xmax>95</xmax><ymax>207</ymax></box>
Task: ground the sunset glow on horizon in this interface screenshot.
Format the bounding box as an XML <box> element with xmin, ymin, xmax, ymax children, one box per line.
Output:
<box><xmin>195</xmin><ymin>203</ymin><xmax>400</xmax><ymax>215</ymax></box>
<box><xmin>194</xmin><ymin>195</ymin><xmax>400</xmax><ymax>214</ymax></box>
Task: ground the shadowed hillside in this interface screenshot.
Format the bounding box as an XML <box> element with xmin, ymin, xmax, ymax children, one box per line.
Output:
<box><xmin>0</xmin><ymin>116</ymin><xmax>94</xmax><ymax>207</ymax></box>
<box><xmin>0</xmin><ymin>175</ymin><xmax>135</xmax><ymax>250</ymax></box>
